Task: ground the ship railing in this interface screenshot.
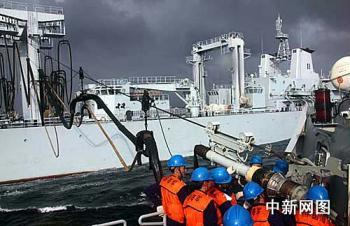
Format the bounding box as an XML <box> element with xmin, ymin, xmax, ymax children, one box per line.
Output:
<box><xmin>98</xmin><ymin>79</ymin><xmax>129</xmax><ymax>86</ymax></box>
<box><xmin>34</xmin><ymin>5</ymin><xmax>63</xmax><ymax>15</ymax></box>
<box><xmin>201</xmin><ymin>107</ymin><xmax>296</xmax><ymax>117</ymax></box>
<box><xmin>0</xmin><ymin>1</ymin><xmax>27</xmax><ymax>11</ymax></box>
<box><xmin>0</xmin><ymin>1</ymin><xmax>63</xmax><ymax>14</ymax></box>
<box><xmin>138</xmin><ymin>206</ymin><xmax>166</xmax><ymax>226</ymax></box>
<box><xmin>194</xmin><ymin>31</ymin><xmax>244</xmax><ymax>48</ymax></box>
<box><xmin>92</xmin><ymin>219</ymin><xmax>127</xmax><ymax>226</ymax></box>
<box><xmin>128</xmin><ymin>76</ymin><xmax>183</xmax><ymax>84</ymax></box>
<box><xmin>130</xmin><ymin>108</ymin><xmax>189</xmax><ymax>120</ymax></box>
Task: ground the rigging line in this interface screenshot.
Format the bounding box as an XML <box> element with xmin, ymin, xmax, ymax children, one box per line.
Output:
<box><xmin>32</xmin><ymin>43</ymin><xmax>270</xmax><ymax>152</ymax></box>
<box><xmin>155</xmin><ymin>106</ymin><xmax>172</xmax><ymax>157</ymax></box>
<box><xmin>26</xmin><ymin>58</ymin><xmax>60</xmax><ymax>158</ymax></box>
<box><xmin>86</xmin><ymin>105</ymin><xmax>129</xmax><ymax>171</ymax></box>
<box><xmin>44</xmin><ymin>125</ymin><xmax>60</xmax><ymax>158</ymax></box>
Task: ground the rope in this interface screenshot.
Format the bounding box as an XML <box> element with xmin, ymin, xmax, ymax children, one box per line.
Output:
<box><xmin>44</xmin><ymin>125</ymin><xmax>60</xmax><ymax>158</ymax></box>
<box><xmin>34</xmin><ymin>44</ymin><xmax>274</xmax><ymax>153</ymax></box>
<box><xmin>26</xmin><ymin>63</ymin><xmax>61</xmax><ymax>158</ymax></box>
<box><xmin>155</xmin><ymin>107</ymin><xmax>172</xmax><ymax>156</ymax></box>
<box><xmin>86</xmin><ymin>106</ymin><xmax>129</xmax><ymax>171</ymax></box>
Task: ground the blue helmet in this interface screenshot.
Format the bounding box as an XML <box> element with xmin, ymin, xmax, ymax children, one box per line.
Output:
<box><xmin>211</xmin><ymin>167</ymin><xmax>232</xmax><ymax>184</ymax></box>
<box><xmin>306</xmin><ymin>185</ymin><xmax>329</xmax><ymax>201</ymax></box>
<box><xmin>272</xmin><ymin>159</ymin><xmax>289</xmax><ymax>175</ymax></box>
<box><xmin>167</xmin><ymin>155</ymin><xmax>187</xmax><ymax>168</ymax></box>
<box><xmin>191</xmin><ymin>167</ymin><xmax>213</xmax><ymax>182</ymax></box>
<box><xmin>250</xmin><ymin>155</ymin><xmax>262</xmax><ymax>165</ymax></box>
<box><xmin>223</xmin><ymin>205</ymin><xmax>253</xmax><ymax>226</ymax></box>
<box><xmin>243</xmin><ymin>182</ymin><xmax>264</xmax><ymax>200</ymax></box>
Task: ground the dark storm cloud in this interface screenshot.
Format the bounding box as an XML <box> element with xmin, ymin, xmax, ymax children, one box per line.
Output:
<box><xmin>42</xmin><ymin>0</ymin><xmax>349</xmax><ymax>80</ymax></box>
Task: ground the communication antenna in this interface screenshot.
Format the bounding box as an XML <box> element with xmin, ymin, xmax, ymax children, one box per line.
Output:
<box><xmin>260</xmin><ymin>32</ymin><xmax>264</xmax><ymax>54</ymax></box>
<box><xmin>275</xmin><ymin>14</ymin><xmax>291</xmax><ymax>62</ymax></box>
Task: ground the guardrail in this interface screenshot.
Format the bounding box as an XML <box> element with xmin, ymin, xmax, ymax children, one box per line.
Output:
<box><xmin>0</xmin><ymin>107</ymin><xmax>300</xmax><ymax>129</ymax></box>
<box><xmin>0</xmin><ymin>1</ymin><xmax>63</xmax><ymax>14</ymax></box>
<box><xmin>92</xmin><ymin>219</ymin><xmax>127</xmax><ymax>226</ymax></box>
<box><xmin>138</xmin><ymin>206</ymin><xmax>166</xmax><ymax>226</ymax></box>
<box><xmin>128</xmin><ymin>76</ymin><xmax>182</xmax><ymax>84</ymax></box>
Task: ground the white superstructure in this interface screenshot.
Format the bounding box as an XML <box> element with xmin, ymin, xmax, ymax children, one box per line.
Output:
<box><xmin>0</xmin><ymin>3</ymin><xmax>325</xmax><ymax>183</ymax></box>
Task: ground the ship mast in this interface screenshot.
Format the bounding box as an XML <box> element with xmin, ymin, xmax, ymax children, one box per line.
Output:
<box><xmin>275</xmin><ymin>14</ymin><xmax>291</xmax><ymax>62</ymax></box>
<box><xmin>0</xmin><ymin>1</ymin><xmax>65</xmax><ymax>122</ymax></box>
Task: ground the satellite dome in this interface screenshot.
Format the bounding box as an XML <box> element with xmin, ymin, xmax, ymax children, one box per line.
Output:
<box><xmin>330</xmin><ymin>56</ymin><xmax>350</xmax><ymax>91</ymax></box>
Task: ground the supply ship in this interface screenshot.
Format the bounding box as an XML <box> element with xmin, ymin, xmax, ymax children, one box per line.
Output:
<box><xmin>0</xmin><ymin>2</ymin><xmax>332</xmax><ymax>184</ymax></box>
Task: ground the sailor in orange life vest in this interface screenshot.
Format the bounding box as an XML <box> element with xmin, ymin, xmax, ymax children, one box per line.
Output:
<box><xmin>208</xmin><ymin>167</ymin><xmax>237</xmax><ymax>217</ymax></box>
<box><xmin>243</xmin><ymin>182</ymin><xmax>286</xmax><ymax>226</ymax></box>
<box><xmin>160</xmin><ymin>155</ymin><xmax>190</xmax><ymax>226</ymax></box>
<box><xmin>183</xmin><ymin>167</ymin><xmax>220</xmax><ymax>226</ymax></box>
<box><xmin>295</xmin><ymin>185</ymin><xmax>335</xmax><ymax>226</ymax></box>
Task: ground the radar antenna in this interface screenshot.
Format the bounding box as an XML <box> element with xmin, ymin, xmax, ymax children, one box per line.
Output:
<box><xmin>275</xmin><ymin>14</ymin><xmax>291</xmax><ymax>62</ymax></box>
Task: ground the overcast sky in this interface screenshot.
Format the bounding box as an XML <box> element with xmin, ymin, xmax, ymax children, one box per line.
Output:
<box><xmin>39</xmin><ymin>0</ymin><xmax>350</xmax><ymax>84</ymax></box>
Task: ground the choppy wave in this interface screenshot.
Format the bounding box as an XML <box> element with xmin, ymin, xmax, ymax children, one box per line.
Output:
<box><xmin>0</xmin><ymin>202</ymin><xmax>150</xmax><ymax>214</ymax></box>
<box><xmin>0</xmin><ymin>205</ymin><xmax>73</xmax><ymax>213</ymax></box>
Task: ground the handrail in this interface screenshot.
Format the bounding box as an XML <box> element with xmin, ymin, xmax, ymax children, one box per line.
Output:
<box><xmin>138</xmin><ymin>206</ymin><xmax>166</xmax><ymax>226</ymax></box>
<box><xmin>92</xmin><ymin>219</ymin><xmax>127</xmax><ymax>226</ymax></box>
<box><xmin>0</xmin><ymin>1</ymin><xmax>63</xmax><ymax>14</ymax></box>
<box><xmin>0</xmin><ymin>107</ymin><xmax>301</xmax><ymax>129</ymax></box>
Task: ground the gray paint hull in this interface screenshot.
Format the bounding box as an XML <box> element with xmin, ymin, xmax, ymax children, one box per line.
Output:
<box><xmin>0</xmin><ymin>111</ymin><xmax>302</xmax><ymax>183</ymax></box>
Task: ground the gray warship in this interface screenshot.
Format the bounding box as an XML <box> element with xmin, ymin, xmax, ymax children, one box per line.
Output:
<box><xmin>0</xmin><ymin>1</ymin><xmax>349</xmax><ymax>225</ymax></box>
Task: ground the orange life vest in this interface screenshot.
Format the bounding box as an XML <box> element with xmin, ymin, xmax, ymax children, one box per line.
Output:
<box><xmin>183</xmin><ymin>190</ymin><xmax>219</xmax><ymax>226</ymax></box>
<box><xmin>207</xmin><ymin>187</ymin><xmax>227</xmax><ymax>225</ymax></box>
<box><xmin>250</xmin><ymin>204</ymin><xmax>270</xmax><ymax>226</ymax></box>
<box><xmin>160</xmin><ymin>175</ymin><xmax>186</xmax><ymax>223</ymax></box>
<box><xmin>208</xmin><ymin>187</ymin><xmax>228</xmax><ymax>206</ymax></box>
<box><xmin>230</xmin><ymin>193</ymin><xmax>237</xmax><ymax>205</ymax></box>
<box><xmin>295</xmin><ymin>212</ymin><xmax>335</xmax><ymax>226</ymax></box>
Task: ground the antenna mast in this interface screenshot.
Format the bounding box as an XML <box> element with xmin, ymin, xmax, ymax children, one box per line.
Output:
<box><xmin>275</xmin><ymin>15</ymin><xmax>291</xmax><ymax>62</ymax></box>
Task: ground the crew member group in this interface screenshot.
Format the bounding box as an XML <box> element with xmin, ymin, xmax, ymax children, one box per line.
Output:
<box><xmin>154</xmin><ymin>154</ymin><xmax>335</xmax><ymax>226</ymax></box>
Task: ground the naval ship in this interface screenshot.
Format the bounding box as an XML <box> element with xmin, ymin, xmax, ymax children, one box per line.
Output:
<box><xmin>0</xmin><ymin>2</ymin><xmax>326</xmax><ymax>184</ymax></box>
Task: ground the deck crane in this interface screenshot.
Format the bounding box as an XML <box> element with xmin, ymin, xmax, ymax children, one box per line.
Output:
<box><xmin>186</xmin><ymin>32</ymin><xmax>251</xmax><ymax>111</ymax></box>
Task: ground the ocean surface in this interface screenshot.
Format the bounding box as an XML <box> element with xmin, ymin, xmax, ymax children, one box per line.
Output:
<box><xmin>0</xmin><ymin>142</ymin><xmax>287</xmax><ymax>226</ymax></box>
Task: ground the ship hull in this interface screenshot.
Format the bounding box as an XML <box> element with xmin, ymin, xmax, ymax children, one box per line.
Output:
<box><xmin>0</xmin><ymin>111</ymin><xmax>302</xmax><ymax>183</ymax></box>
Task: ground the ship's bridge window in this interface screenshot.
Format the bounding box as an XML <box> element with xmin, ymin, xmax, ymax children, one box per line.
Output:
<box><xmin>101</xmin><ymin>89</ymin><xmax>108</xmax><ymax>95</ymax></box>
<box><xmin>307</xmin><ymin>63</ymin><xmax>310</xmax><ymax>70</ymax></box>
<box><xmin>246</xmin><ymin>87</ymin><xmax>263</xmax><ymax>94</ymax></box>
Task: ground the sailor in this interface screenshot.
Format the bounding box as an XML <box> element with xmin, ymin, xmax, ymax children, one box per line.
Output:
<box><xmin>223</xmin><ymin>205</ymin><xmax>254</xmax><ymax>226</ymax></box>
<box><xmin>295</xmin><ymin>185</ymin><xmax>335</xmax><ymax>226</ymax></box>
<box><xmin>183</xmin><ymin>167</ymin><xmax>220</xmax><ymax>226</ymax></box>
<box><xmin>270</xmin><ymin>159</ymin><xmax>296</xmax><ymax>225</ymax></box>
<box><xmin>160</xmin><ymin>155</ymin><xmax>189</xmax><ymax>226</ymax></box>
<box><xmin>250</xmin><ymin>154</ymin><xmax>263</xmax><ymax>167</ymax></box>
<box><xmin>272</xmin><ymin>159</ymin><xmax>289</xmax><ymax>176</ymax></box>
<box><xmin>243</xmin><ymin>181</ymin><xmax>285</xmax><ymax>226</ymax></box>
<box><xmin>208</xmin><ymin>167</ymin><xmax>237</xmax><ymax>216</ymax></box>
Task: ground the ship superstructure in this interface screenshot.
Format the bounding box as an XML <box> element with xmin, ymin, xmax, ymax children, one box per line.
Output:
<box><xmin>0</xmin><ymin>2</ymin><xmax>325</xmax><ymax>183</ymax></box>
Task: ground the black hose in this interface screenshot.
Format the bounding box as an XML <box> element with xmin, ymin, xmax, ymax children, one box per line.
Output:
<box><xmin>57</xmin><ymin>40</ymin><xmax>73</xmax><ymax>104</ymax></box>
